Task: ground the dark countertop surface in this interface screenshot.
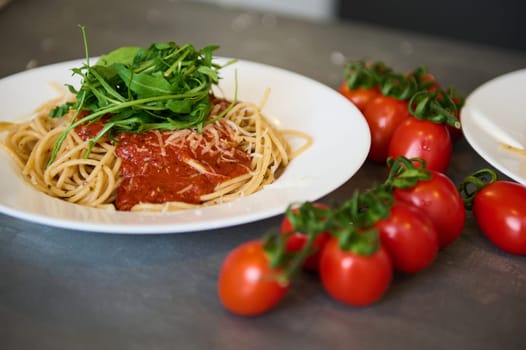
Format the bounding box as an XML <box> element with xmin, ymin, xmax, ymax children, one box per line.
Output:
<box><xmin>1</xmin><ymin>1</ymin><xmax>526</xmax><ymax>349</ymax></box>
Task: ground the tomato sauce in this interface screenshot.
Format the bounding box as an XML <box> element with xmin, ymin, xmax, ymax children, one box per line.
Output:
<box><xmin>74</xmin><ymin>113</ymin><xmax>110</xmax><ymax>140</ymax></box>
<box><xmin>115</xmin><ymin>125</ymin><xmax>251</xmax><ymax>210</ymax></box>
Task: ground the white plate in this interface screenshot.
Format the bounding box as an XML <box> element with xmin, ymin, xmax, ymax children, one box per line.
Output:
<box><xmin>0</xmin><ymin>57</ymin><xmax>370</xmax><ymax>234</ymax></box>
<box><xmin>462</xmin><ymin>69</ymin><xmax>526</xmax><ymax>184</ymax></box>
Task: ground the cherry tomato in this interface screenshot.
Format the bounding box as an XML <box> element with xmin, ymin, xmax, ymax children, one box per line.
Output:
<box><xmin>363</xmin><ymin>95</ymin><xmax>411</xmax><ymax>163</ymax></box>
<box><xmin>338</xmin><ymin>82</ymin><xmax>380</xmax><ymax>112</ymax></box>
<box><xmin>218</xmin><ymin>240</ymin><xmax>288</xmax><ymax>316</ymax></box>
<box><xmin>374</xmin><ymin>202</ymin><xmax>439</xmax><ymax>274</ymax></box>
<box><xmin>280</xmin><ymin>203</ymin><xmax>331</xmax><ymax>271</ymax></box>
<box><xmin>394</xmin><ymin>170</ymin><xmax>465</xmax><ymax>248</ymax></box>
<box><xmin>472</xmin><ymin>181</ymin><xmax>526</xmax><ymax>255</ymax></box>
<box><xmin>319</xmin><ymin>237</ymin><xmax>393</xmax><ymax>307</ymax></box>
<box><xmin>388</xmin><ymin>117</ymin><xmax>452</xmax><ymax>173</ymax></box>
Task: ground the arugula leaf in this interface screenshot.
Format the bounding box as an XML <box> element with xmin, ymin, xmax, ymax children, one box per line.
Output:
<box><xmin>49</xmin><ymin>102</ymin><xmax>74</xmax><ymax>118</ymax></box>
<box><xmin>48</xmin><ymin>26</ymin><xmax>235</xmax><ymax>165</ymax></box>
<box><xmin>166</xmin><ymin>99</ymin><xmax>192</xmax><ymax>114</ymax></box>
<box><xmin>96</xmin><ymin>46</ymin><xmax>140</xmax><ymax>67</ymax></box>
<box><xmin>113</xmin><ymin>63</ymin><xmax>174</xmax><ymax>98</ymax></box>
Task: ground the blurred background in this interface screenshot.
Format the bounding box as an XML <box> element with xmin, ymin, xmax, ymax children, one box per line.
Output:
<box><xmin>197</xmin><ymin>0</ymin><xmax>338</xmax><ymax>20</ymax></box>
<box><xmin>200</xmin><ymin>0</ymin><xmax>526</xmax><ymax>51</ymax></box>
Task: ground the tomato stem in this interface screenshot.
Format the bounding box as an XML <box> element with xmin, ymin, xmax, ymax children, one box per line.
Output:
<box><xmin>263</xmin><ymin>202</ymin><xmax>332</xmax><ymax>281</ymax></box>
<box><xmin>458</xmin><ymin>169</ymin><xmax>498</xmax><ymax>210</ymax></box>
<box><xmin>262</xmin><ymin>229</ymin><xmax>288</xmax><ymax>268</ymax></box>
<box><xmin>344</xmin><ymin>60</ymin><xmax>391</xmax><ymax>89</ymax></box>
<box><xmin>380</xmin><ymin>71</ymin><xmax>419</xmax><ymax>100</ymax></box>
<box><xmin>336</xmin><ymin>187</ymin><xmax>392</xmax><ymax>254</ymax></box>
<box><xmin>408</xmin><ymin>89</ymin><xmax>461</xmax><ymax>128</ymax></box>
<box><xmin>384</xmin><ymin>156</ymin><xmax>432</xmax><ymax>190</ymax></box>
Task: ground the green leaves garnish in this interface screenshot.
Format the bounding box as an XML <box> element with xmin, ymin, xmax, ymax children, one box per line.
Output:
<box><xmin>49</xmin><ymin>26</ymin><xmax>234</xmax><ymax>164</ymax></box>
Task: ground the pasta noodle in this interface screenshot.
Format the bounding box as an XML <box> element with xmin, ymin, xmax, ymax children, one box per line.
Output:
<box><xmin>0</xmin><ymin>88</ymin><xmax>312</xmax><ymax>212</ymax></box>
<box><xmin>500</xmin><ymin>143</ymin><xmax>526</xmax><ymax>156</ymax></box>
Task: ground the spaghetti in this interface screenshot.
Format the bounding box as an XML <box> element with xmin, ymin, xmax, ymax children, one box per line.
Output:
<box><xmin>500</xmin><ymin>143</ymin><xmax>526</xmax><ymax>156</ymax></box>
<box><xmin>0</xmin><ymin>88</ymin><xmax>312</xmax><ymax>211</ymax></box>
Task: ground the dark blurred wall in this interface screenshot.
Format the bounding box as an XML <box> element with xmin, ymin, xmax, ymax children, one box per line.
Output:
<box><xmin>337</xmin><ymin>0</ymin><xmax>526</xmax><ymax>51</ymax></box>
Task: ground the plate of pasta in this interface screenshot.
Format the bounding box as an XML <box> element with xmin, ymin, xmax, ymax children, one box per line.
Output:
<box><xmin>0</xmin><ymin>51</ymin><xmax>370</xmax><ymax>234</ymax></box>
<box><xmin>461</xmin><ymin>69</ymin><xmax>526</xmax><ymax>184</ymax></box>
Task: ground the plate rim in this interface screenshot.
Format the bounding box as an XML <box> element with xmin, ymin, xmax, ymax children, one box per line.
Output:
<box><xmin>461</xmin><ymin>68</ymin><xmax>526</xmax><ymax>184</ymax></box>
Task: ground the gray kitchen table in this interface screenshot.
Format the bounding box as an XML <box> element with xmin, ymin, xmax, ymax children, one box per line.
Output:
<box><xmin>1</xmin><ymin>1</ymin><xmax>525</xmax><ymax>349</ymax></box>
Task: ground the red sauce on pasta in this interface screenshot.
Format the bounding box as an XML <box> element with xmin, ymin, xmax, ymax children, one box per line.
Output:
<box><xmin>74</xmin><ymin>112</ymin><xmax>109</xmax><ymax>140</ymax></box>
<box><xmin>114</xmin><ymin>122</ymin><xmax>251</xmax><ymax>210</ymax></box>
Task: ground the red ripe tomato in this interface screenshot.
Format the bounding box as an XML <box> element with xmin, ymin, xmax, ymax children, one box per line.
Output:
<box><xmin>319</xmin><ymin>237</ymin><xmax>393</xmax><ymax>307</ymax></box>
<box><xmin>388</xmin><ymin>118</ymin><xmax>452</xmax><ymax>173</ymax></box>
<box><xmin>374</xmin><ymin>202</ymin><xmax>439</xmax><ymax>274</ymax></box>
<box><xmin>280</xmin><ymin>203</ymin><xmax>331</xmax><ymax>271</ymax></box>
<box><xmin>338</xmin><ymin>81</ymin><xmax>380</xmax><ymax>112</ymax></box>
<box><xmin>218</xmin><ymin>240</ymin><xmax>288</xmax><ymax>316</ymax></box>
<box><xmin>394</xmin><ymin>170</ymin><xmax>465</xmax><ymax>248</ymax></box>
<box><xmin>363</xmin><ymin>95</ymin><xmax>411</xmax><ymax>163</ymax></box>
<box><xmin>472</xmin><ymin>181</ymin><xmax>526</xmax><ymax>255</ymax></box>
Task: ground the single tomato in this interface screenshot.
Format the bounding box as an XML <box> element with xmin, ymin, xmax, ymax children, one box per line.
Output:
<box><xmin>394</xmin><ymin>170</ymin><xmax>465</xmax><ymax>248</ymax></box>
<box><xmin>319</xmin><ymin>237</ymin><xmax>393</xmax><ymax>307</ymax></box>
<box><xmin>363</xmin><ymin>95</ymin><xmax>411</xmax><ymax>163</ymax></box>
<box><xmin>472</xmin><ymin>181</ymin><xmax>526</xmax><ymax>255</ymax></box>
<box><xmin>388</xmin><ymin>117</ymin><xmax>452</xmax><ymax>173</ymax></box>
<box><xmin>374</xmin><ymin>202</ymin><xmax>439</xmax><ymax>274</ymax></box>
<box><xmin>218</xmin><ymin>240</ymin><xmax>288</xmax><ymax>316</ymax></box>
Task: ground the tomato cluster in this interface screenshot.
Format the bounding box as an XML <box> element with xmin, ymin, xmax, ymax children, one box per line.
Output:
<box><xmin>338</xmin><ymin>61</ymin><xmax>464</xmax><ymax>172</ymax></box>
<box><xmin>218</xmin><ymin>157</ymin><xmax>467</xmax><ymax>316</ymax></box>
<box><xmin>217</xmin><ymin>61</ymin><xmax>526</xmax><ymax>317</ymax></box>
